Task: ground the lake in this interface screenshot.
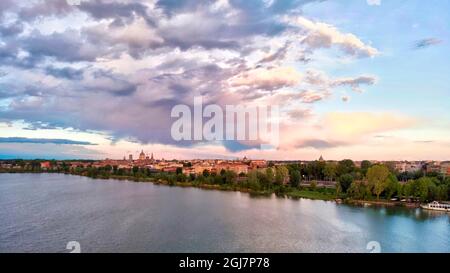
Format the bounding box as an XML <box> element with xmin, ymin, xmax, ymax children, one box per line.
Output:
<box><xmin>0</xmin><ymin>173</ymin><xmax>448</xmax><ymax>253</ymax></box>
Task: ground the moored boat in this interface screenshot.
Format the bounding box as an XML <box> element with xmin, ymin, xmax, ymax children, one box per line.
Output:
<box><xmin>420</xmin><ymin>201</ymin><xmax>450</xmax><ymax>212</ymax></box>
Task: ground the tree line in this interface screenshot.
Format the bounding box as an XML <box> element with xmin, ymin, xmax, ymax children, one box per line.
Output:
<box><xmin>1</xmin><ymin>159</ymin><xmax>449</xmax><ymax>202</ymax></box>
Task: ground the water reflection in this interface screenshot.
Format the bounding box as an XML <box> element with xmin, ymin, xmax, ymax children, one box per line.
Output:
<box><xmin>0</xmin><ymin>173</ymin><xmax>448</xmax><ymax>253</ymax></box>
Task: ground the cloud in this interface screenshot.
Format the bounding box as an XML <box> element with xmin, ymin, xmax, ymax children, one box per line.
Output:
<box><xmin>366</xmin><ymin>0</ymin><xmax>381</xmax><ymax>6</ymax></box>
<box><xmin>230</xmin><ymin>67</ymin><xmax>302</xmax><ymax>91</ymax></box>
<box><xmin>0</xmin><ymin>137</ymin><xmax>96</xmax><ymax>145</ymax></box>
<box><xmin>299</xmin><ymin>89</ymin><xmax>330</xmax><ymax>103</ymax></box>
<box><xmin>0</xmin><ymin>143</ymin><xmax>101</xmax><ymax>159</ymax></box>
<box><xmin>322</xmin><ymin>112</ymin><xmax>417</xmax><ymax>138</ymax></box>
<box><xmin>287</xmin><ymin>108</ymin><xmax>313</xmax><ymax>120</ymax></box>
<box><xmin>21</xmin><ymin>30</ymin><xmax>103</xmax><ymax>63</ymax></box>
<box><xmin>18</xmin><ymin>0</ymin><xmax>74</xmax><ymax>21</ymax></box>
<box><xmin>0</xmin><ymin>22</ymin><xmax>24</xmax><ymax>37</ymax></box>
<box><xmin>332</xmin><ymin>75</ymin><xmax>377</xmax><ymax>92</ymax></box>
<box><xmin>0</xmin><ymin>0</ymin><xmax>386</xmax><ymax>156</ymax></box>
<box><xmin>293</xmin><ymin>16</ymin><xmax>379</xmax><ymax>58</ymax></box>
<box><xmin>305</xmin><ymin>70</ymin><xmax>377</xmax><ymax>92</ymax></box>
<box><xmin>341</xmin><ymin>95</ymin><xmax>350</xmax><ymax>102</ymax></box>
<box><xmin>296</xmin><ymin>139</ymin><xmax>346</xmax><ymax>149</ymax></box>
<box><xmin>45</xmin><ymin>66</ymin><xmax>84</xmax><ymax>80</ymax></box>
<box><xmin>414</xmin><ymin>38</ymin><xmax>443</xmax><ymax>49</ymax></box>
<box><xmin>78</xmin><ymin>0</ymin><xmax>153</xmax><ymax>25</ymax></box>
<box><xmin>258</xmin><ymin>42</ymin><xmax>291</xmax><ymax>63</ymax></box>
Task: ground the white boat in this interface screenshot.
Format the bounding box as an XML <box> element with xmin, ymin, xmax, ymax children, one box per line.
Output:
<box><xmin>420</xmin><ymin>201</ymin><xmax>450</xmax><ymax>212</ymax></box>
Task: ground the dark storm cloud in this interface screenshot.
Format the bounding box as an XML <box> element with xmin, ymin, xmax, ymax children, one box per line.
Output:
<box><xmin>0</xmin><ymin>0</ymin><xmax>15</xmax><ymax>18</ymax></box>
<box><xmin>45</xmin><ymin>66</ymin><xmax>84</xmax><ymax>80</ymax></box>
<box><xmin>156</xmin><ymin>0</ymin><xmax>216</xmax><ymax>15</ymax></box>
<box><xmin>18</xmin><ymin>0</ymin><xmax>74</xmax><ymax>21</ymax></box>
<box><xmin>21</xmin><ymin>30</ymin><xmax>101</xmax><ymax>63</ymax></box>
<box><xmin>0</xmin><ymin>22</ymin><xmax>24</xmax><ymax>37</ymax></box>
<box><xmin>78</xmin><ymin>0</ymin><xmax>155</xmax><ymax>26</ymax></box>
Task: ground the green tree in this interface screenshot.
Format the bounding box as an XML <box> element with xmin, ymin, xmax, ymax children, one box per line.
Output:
<box><xmin>335</xmin><ymin>182</ymin><xmax>342</xmax><ymax>198</ymax></box>
<box><xmin>367</xmin><ymin>165</ymin><xmax>390</xmax><ymax>200</ymax></box>
<box><xmin>224</xmin><ymin>170</ymin><xmax>237</xmax><ymax>184</ymax></box>
<box><xmin>266</xmin><ymin>168</ymin><xmax>275</xmax><ymax>184</ymax></box>
<box><xmin>416</xmin><ymin>177</ymin><xmax>432</xmax><ymax>202</ymax></box>
<box><xmin>289</xmin><ymin>170</ymin><xmax>301</xmax><ymax>188</ymax></box>
<box><xmin>275</xmin><ymin>165</ymin><xmax>289</xmax><ymax>185</ymax></box>
<box><xmin>323</xmin><ymin>163</ymin><xmax>337</xmax><ymax>181</ymax></box>
<box><xmin>337</xmin><ymin>159</ymin><xmax>355</xmax><ymax>177</ymax></box>
<box><xmin>338</xmin><ymin>174</ymin><xmax>354</xmax><ymax>193</ymax></box>
<box><xmin>247</xmin><ymin>170</ymin><xmax>260</xmax><ymax>191</ymax></box>
<box><xmin>403</xmin><ymin>181</ymin><xmax>413</xmax><ymax>199</ymax></box>
<box><xmin>437</xmin><ymin>184</ymin><xmax>448</xmax><ymax>201</ymax></box>
<box><xmin>360</xmin><ymin>160</ymin><xmax>372</xmax><ymax>176</ymax></box>
<box><xmin>385</xmin><ymin>174</ymin><xmax>400</xmax><ymax>199</ymax></box>
<box><xmin>310</xmin><ymin>180</ymin><xmax>317</xmax><ymax>190</ymax></box>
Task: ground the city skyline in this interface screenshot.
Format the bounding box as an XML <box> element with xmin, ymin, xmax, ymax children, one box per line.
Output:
<box><xmin>0</xmin><ymin>0</ymin><xmax>449</xmax><ymax>161</ymax></box>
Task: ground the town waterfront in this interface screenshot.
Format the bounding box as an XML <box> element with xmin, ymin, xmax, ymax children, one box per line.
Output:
<box><xmin>0</xmin><ymin>173</ymin><xmax>449</xmax><ymax>253</ymax></box>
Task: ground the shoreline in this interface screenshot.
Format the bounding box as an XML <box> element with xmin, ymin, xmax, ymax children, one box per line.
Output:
<box><xmin>0</xmin><ymin>171</ymin><xmax>427</xmax><ymax>210</ymax></box>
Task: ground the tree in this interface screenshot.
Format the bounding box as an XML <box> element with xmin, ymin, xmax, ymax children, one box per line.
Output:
<box><xmin>247</xmin><ymin>170</ymin><xmax>260</xmax><ymax>191</ymax></box>
<box><xmin>416</xmin><ymin>177</ymin><xmax>432</xmax><ymax>202</ymax></box>
<box><xmin>335</xmin><ymin>182</ymin><xmax>342</xmax><ymax>198</ymax></box>
<box><xmin>275</xmin><ymin>165</ymin><xmax>289</xmax><ymax>185</ymax></box>
<box><xmin>202</xmin><ymin>169</ymin><xmax>210</xmax><ymax>177</ymax></box>
<box><xmin>266</xmin><ymin>168</ymin><xmax>275</xmax><ymax>184</ymax></box>
<box><xmin>337</xmin><ymin>159</ymin><xmax>355</xmax><ymax>177</ymax></box>
<box><xmin>323</xmin><ymin>163</ymin><xmax>337</xmax><ymax>181</ymax></box>
<box><xmin>338</xmin><ymin>174</ymin><xmax>354</xmax><ymax>193</ymax></box>
<box><xmin>360</xmin><ymin>160</ymin><xmax>372</xmax><ymax>176</ymax></box>
<box><xmin>289</xmin><ymin>170</ymin><xmax>301</xmax><ymax>188</ymax></box>
<box><xmin>403</xmin><ymin>182</ymin><xmax>413</xmax><ymax>199</ymax></box>
<box><xmin>224</xmin><ymin>170</ymin><xmax>237</xmax><ymax>184</ymax></box>
<box><xmin>437</xmin><ymin>184</ymin><xmax>448</xmax><ymax>201</ymax></box>
<box><xmin>310</xmin><ymin>180</ymin><xmax>317</xmax><ymax>190</ymax></box>
<box><xmin>367</xmin><ymin>165</ymin><xmax>390</xmax><ymax>200</ymax></box>
<box><xmin>348</xmin><ymin>181</ymin><xmax>372</xmax><ymax>200</ymax></box>
<box><xmin>257</xmin><ymin>171</ymin><xmax>270</xmax><ymax>189</ymax></box>
<box><xmin>311</xmin><ymin>160</ymin><xmax>326</xmax><ymax>180</ymax></box>
<box><xmin>385</xmin><ymin>174</ymin><xmax>400</xmax><ymax>199</ymax></box>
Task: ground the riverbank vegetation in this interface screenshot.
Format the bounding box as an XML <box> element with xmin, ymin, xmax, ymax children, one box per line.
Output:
<box><xmin>1</xmin><ymin>159</ymin><xmax>449</xmax><ymax>204</ymax></box>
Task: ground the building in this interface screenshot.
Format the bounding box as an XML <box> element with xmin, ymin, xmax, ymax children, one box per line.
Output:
<box><xmin>425</xmin><ymin>162</ymin><xmax>441</xmax><ymax>174</ymax></box>
<box><xmin>249</xmin><ymin>160</ymin><xmax>267</xmax><ymax>169</ymax></box>
<box><xmin>395</xmin><ymin>161</ymin><xmax>423</xmax><ymax>173</ymax></box>
<box><xmin>139</xmin><ymin>150</ymin><xmax>146</xmax><ymax>161</ymax></box>
<box><xmin>441</xmin><ymin>162</ymin><xmax>450</xmax><ymax>176</ymax></box>
<box><xmin>214</xmin><ymin>163</ymin><xmax>249</xmax><ymax>175</ymax></box>
<box><xmin>40</xmin><ymin>161</ymin><xmax>51</xmax><ymax>169</ymax></box>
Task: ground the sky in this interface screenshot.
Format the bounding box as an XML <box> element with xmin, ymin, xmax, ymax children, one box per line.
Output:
<box><xmin>0</xmin><ymin>0</ymin><xmax>449</xmax><ymax>160</ymax></box>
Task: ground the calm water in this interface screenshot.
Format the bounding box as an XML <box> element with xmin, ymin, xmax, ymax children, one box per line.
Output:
<box><xmin>0</xmin><ymin>173</ymin><xmax>448</xmax><ymax>253</ymax></box>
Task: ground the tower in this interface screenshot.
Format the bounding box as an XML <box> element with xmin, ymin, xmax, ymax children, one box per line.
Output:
<box><xmin>139</xmin><ymin>150</ymin><xmax>146</xmax><ymax>161</ymax></box>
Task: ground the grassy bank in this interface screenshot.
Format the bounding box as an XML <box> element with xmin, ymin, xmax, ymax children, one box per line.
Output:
<box><xmin>286</xmin><ymin>189</ymin><xmax>336</xmax><ymax>201</ymax></box>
